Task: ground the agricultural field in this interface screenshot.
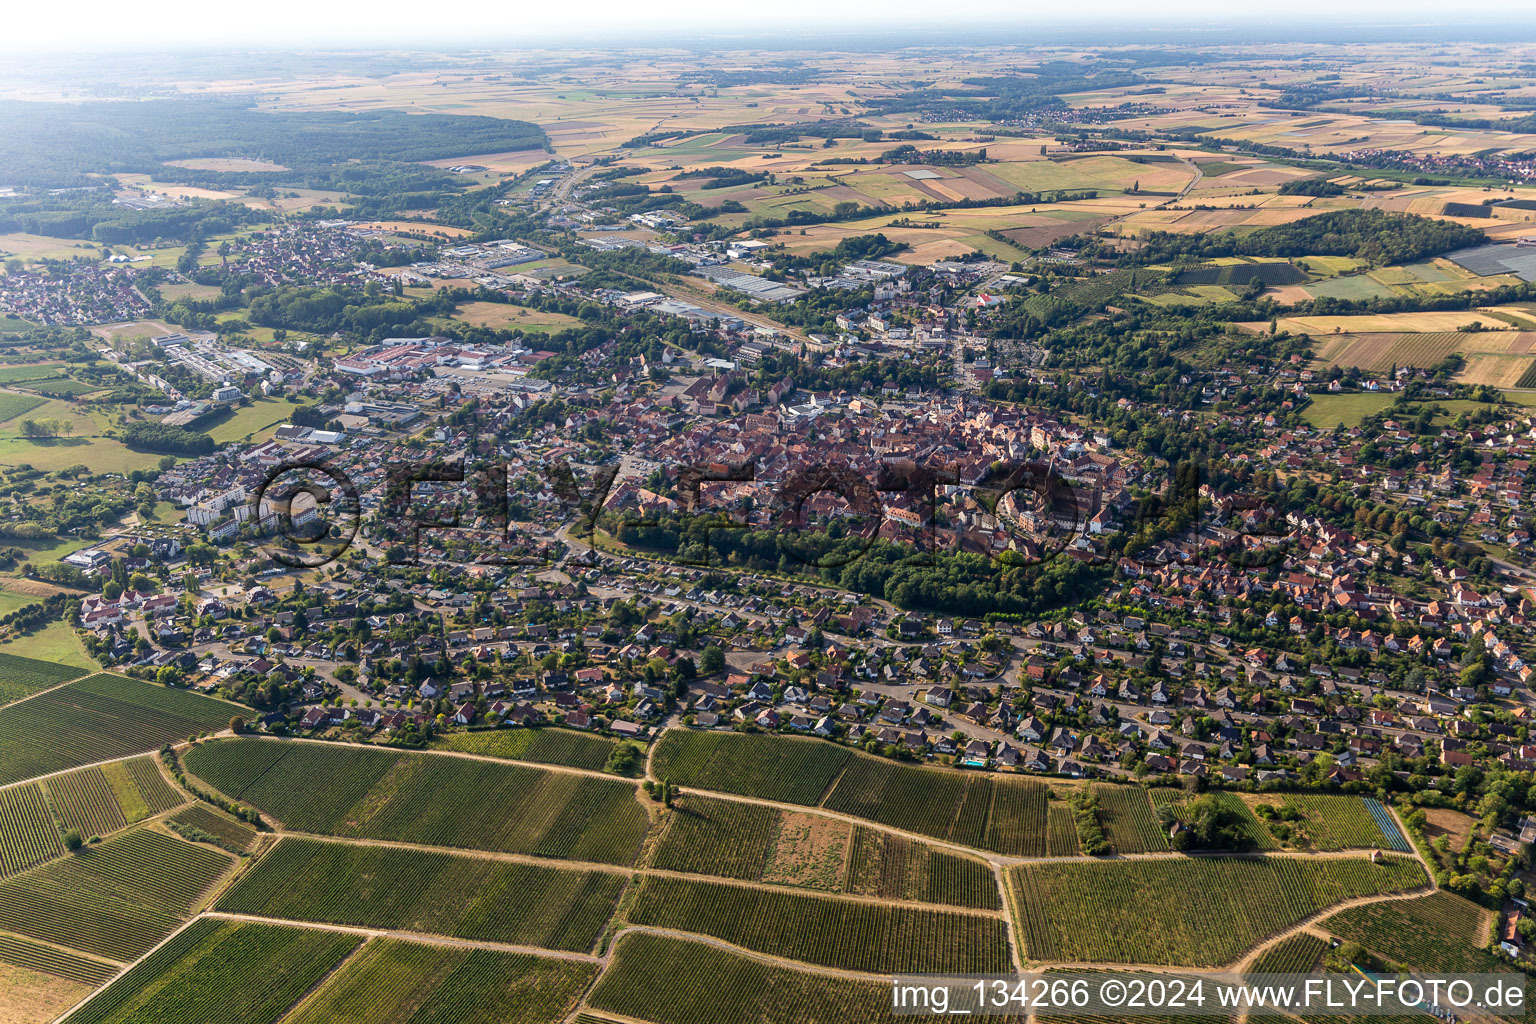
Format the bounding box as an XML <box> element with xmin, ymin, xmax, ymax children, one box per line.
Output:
<box><xmin>1154</xmin><ymin>790</ymin><xmax>1278</xmax><ymax>852</ymax></box>
<box><xmin>624</xmin><ymin>874</ymin><xmax>1011</xmax><ymax>974</ymax></box>
<box><xmin>47</xmin><ymin>756</ymin><xmax>184</xmax><ymax>840</ymax></box>
<box><xmin>167</xmin><ymin>805</ymin><xmax>257</xmax><ymax>854</ymax></box>
<box><xmin>1301</xmin><ymin>392</ymin><xmax>1398</xmax><ymax>429</ymax></box>
<box><xmin>46</xmin><ymin>767</ymin><xmax>127</xmax><ymax>840</ymax></box>
<box><xmin>1008</xmin><ymin>854</ymin><xmax>1426</xmax><ymax>966</ymax></box>
<box><xmin>0</xmin><ymin>783</ymin><xmax>63</xmax><ymax>878</ymax></box>
<box><xmin>1309</xmin><ymin>329</ymin><xmax>1536</xmax><ymax>387</ymax></box>
<box><xmin>821</xmin><ymin>755</ymin><xmax>1055</xmax><ymax>857</ymax></box>
<box><xmin>650</xmin><ymin>795</ymin><xmax>997</xmax><ymax>908</ymax></box>
<box><xmin>842</xmin><ymin>826</ymin><xmax>1001</xmax><ymax>910</ymax></box>
<box><xmin>0</xmin><ymin>826</ymin><xmax>233</xmax><ymax>960</ymax></box>
<box><xmin>589</xmin><ymin>931</ymin><xmax>1025</xmax><ymax>1024</ymax></box>
<box><xmin>650</xmin><ymin>730</ymin><xmax>850</xmax><ymax>805</ymax></box>
<box><xmin>0</xmin><ymin>959</ymin><xmax>94</xmax><ymax>1024</ymax></box>
<box><xmin>1093</xmin><ymin>785</ymin><xmax>1168</xmax><ymax>854</ymax></box>
<box><xmin>0</xmin><ymin>391</ymin><xmax>44</xmax><ymax>425</ymax></box>
<box><xmin>0</xmin><ymin>931</ymin><xmax>118</xmax><ymax>986</ymax></box>
<box><xmin>0</xmin><ymin>674</ymin><xmax>241</xmax><ymax>787</ymax></box>
<box><xmin>1045</xmin><ymin>804</ymin><xmax>1080</xmax><ymax>856</ymax></box>
<box><xmin>1255</xmin><ymin>307</ymin><xmax>1536</xmax><ymax>336</ymax></box>
<box><xmin>1247</xmin><ymin>932</ymin><xmax>1328</xmax><ymax>974</ymax></box>
<box><xmin>0</xmin><ymin>620</ymin><xmax>100</xmax><ymax>671</ymax></box>
<box><xmin>1321</xmin><ymin>891</ymin><xmax>1496</xmax><ymax>974</ymax></box>
<box><xmin>217</xmin><ymin>836</ymin><xmax>626</xmax><ymax>952</ymax></box>
<box><xmin>0</xmin><ymin>650</ymin><xmax>87</xmax><ymax>706</ymax></box>
<box><xmin>1267</xmin><ymin>794</ymin><xmax>1399</xmax><ymax>851</ymax></box>
<box><xmin>650</xmin><ymin>794</ymin><xmax>782</xmax><ymax>881</ymax></box>
<box><xmin>429</xmin><ymin>727</ymin><xmax>620</xmax><ymax>772</ymax></box>
<box><xmin>446</xmin><ymin>300</ymin><xmax>587</xmax><ymax>332</ymax></box>
<box><xmin>63</xmin><ymin>917</ymin><xmax>360</xmax><ymax>1024</ymax></box>
<box><xmin>183</xmin><ymin>739</ymin><xmax>650</xmax><ymax>864</ymax></box>
<box><xmin>284</xmin><ymin>938</ymin><xmax>598</xmax><ymax>1024</ymax></box>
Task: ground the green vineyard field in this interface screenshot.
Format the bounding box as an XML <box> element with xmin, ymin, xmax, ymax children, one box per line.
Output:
<box><xmin>184</xmin><ymin>738</ymin><xmax>649</xmax><ymax>865</ymax></box>
<box><xmin>1247</xmin><ymin>932</ymin><xmax>1328</xmax><ymax>974</ymax></box>
<box><xmin>168</xmin><ymin>805</ymin><xmax>257</xmax><ymax>853</ymax></box>
<box><xmin>1045</xmin><ymin>804</ymin><xmax>1080</xmax><ymax>856</ymax></box>
<box><xmin>0</xmin><ymin>675</ymin><xmax>239</xmax><ymax>787</ymax></box>
<box><xmin>1093</xmin><ymin>785</ymin><xmax>1168</xmax><ymax>854</ymax></box>
<box><xmin>217</xmin><ymin>837</ymin><xmax>626</xmax><ymax>952</ymax></box>
<box><xmin>842</xmin><ymin>827</ymin><xmax>1001</xmax><ymax>910</ymax></box>
<box><xmin>823</xmin><ymin>755</ymin><xmax>1049</xmax><ymax>856</ymax></box>
<box><xmin>0</xmin><ymin>782</ymin><xmax>63</xmax><ymax>878</ymax></box>
<box><xmin>0</xmin><ymin>826</ymin><xmax>232</xmax><ymax>960</ymax></box>
<box><xmin>0</xmin><ymin>652</ymin><xmax>87</xmax><ymax>706</ymax></box>
<box><xmin>589</xmin><ymin>931</ymin><xmax>1028</xmax><ymax>1024</ymax></box>
<box><xmin>284</xmin><ymin>937</ymin><xmax>598</xmax><ymax>1024</ymax></box>
<box><xmin>650</xmin><ymin>730</ymin><xmax>851</xmax><ymax>805</ymax></box>
<box><xmin>651</xmin><ymin>794</ymin><xmax>779</xmax><ymax>880</ymax></box>
<box><xmin>1154</xmin><ymin>790</ymin><xmax>1278</xmax><ymax>852</ymax></box>
<box><xmin>651</xmin><ymin>795</ymin><xmax>998</xmax><ymax>909</ymax></box>
<box><xmin>1321</xmin><ymin>891</ymin><xmax>1496</xmax><ymax>973</ymax></box>
<box><xmin>1009</xmin><ymin>854</ymin><xmax>1426</xmax><ymax>966</ymax></box>
<box><xmin>0</xmin><ymin>931</ymin><xmax>119</xmax><ymax>986</ymax></box>
<box><xmin>625</xmin><ymin>874</ymin><xmax>1012</xmax><ymax>973</ymax></box>
<box><xmin>47</xmin><ymin>756</ymin><xmax>185</xmax><ymax>840</ymax></box>
<box><xmin>1276</xmin><ymin>795</ymin><xmax>1394</xmax><ymax>851</ymax></box>
<box><xmin>430</xmin><ymin>727</ymin><xmax>620</xmax><ymax>772</ymax></box>
<box><xmin>65</xmin><ymin>917</ymin><xmax>359</xmax><ymax>1024</ymax></box>
<box><xmin>48</xmin><ymin>767</ymin><xmax>128</xmax><ymax>839</ymax></box>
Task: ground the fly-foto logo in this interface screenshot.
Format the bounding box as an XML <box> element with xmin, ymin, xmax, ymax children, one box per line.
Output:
<box><xmin>247</xmin><ymin>454</ymin><xmax>1108</xmax><ymax>571</ymax></box>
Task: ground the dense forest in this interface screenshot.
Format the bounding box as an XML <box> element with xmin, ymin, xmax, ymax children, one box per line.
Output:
<box><xmin>0</xmin><ymin>100</ymin><xmax>547</xmax><ymax>189</ymax></box>
<box><xmin>0</xmin><ymin>193</ymin><xmax>268</xmax><ymax>244</ymax></box>
<box><xmin>876</xmin><ymin>63</ymin><xmax>1144</xmax><ymax>120</ymax></box>
<box><xmin>1111</xmin><ymin>209</ymin><xmax>1484</xmax><ymax>266</ymax></box>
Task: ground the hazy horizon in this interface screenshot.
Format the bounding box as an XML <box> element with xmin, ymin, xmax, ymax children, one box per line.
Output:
<box><xmin>8</xmin><ymin>3</ymin><xmax>1536</xmax><ymax>55</ymax></box>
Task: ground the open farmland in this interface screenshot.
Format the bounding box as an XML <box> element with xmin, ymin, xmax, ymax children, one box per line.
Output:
<box><xmin>843</xmin><ymin>826</ymin><xmax>1001</xmax><ymax>910</ymax></box>
<box><xmin>0</xmin><ymin>674</ymin><xmax>241</xmax><ymax>787</ymax></box>
<box><xmin>0</xmin><ymin>826</ymin><xmax>232</xmax><ymax>961</ymax></box>
<box><xmin>0</xmin><ymin>650</ymin><xmax>86</xmax><ymax>705</ymax></box>
<box><xmin>650</xmin><ymin>730</ymin><xmax>851</xmax><ymax>805</ymax></box>
<box><xmin>46</xmin><ymin>756</ymin><xmax>184</xmax><ymax>840</ymax></box>
<box><xmin>1008</xmin><ymin>854</ymin><xmax>1426</xmax><ymax>966</ymax></box>
<box><xmin>1321</xmin><ymin>891</ymin><xmax>1496</xmax><ymax>973</ymax></box>
<box><xmin>1269</xmin><ymin>794</ymin><xmax>1399</xmax><ymax>851</ymax></box>
<box><xmin>217</xmin><ymin>836</ymin><xmax>627</xmax><ymax>952</ymax></box>
<box><xmin>0</xmin><ymin>783</ymin><xmax>63</xmax><ymax>878</ymax></box>
<box><xmin>0</xmin><ymin>959</ymin><xmax>94</xmax><ymax>1024</ymax></box>
<box><xmin>63</xmin><ymin>917</ymin><xmax>360</xmax><ymax>1024</ymax></box>
<box><xmin>1309</xmin><ymin>330</ymin><xmax>1536</xmax><ymax>385</ymax></box>
<box><xmin>0</xmin><ymin>931</ymin><xmax>118</xmax><ymax>986</ymax></box>
<box><xmin>590</xmin><ymin>931</ymin><xmax>1028</xmax><ymax>1024</ymax></box>
<box><xmin>650</xmin><ymin>794</ymin><xmax>782</xmax><ymax>880</ymax></box>
<box><xmin>1093</xmin><ymin>785</ymin><xmax>1168</xmax><ymax>854</ymax></box>
<box><xmin>183</xmin><ymin>738</ymin><xmax>650</xmax><ymax>864</ymax></box>
<box><xmin>46</xmin><ymin>766</ymin><xmax>129</xmax><ymax>839</ymax></box>
<box><xmin>650</xmin><ymin>794</ymin><xmax>997</xmax><ymax>908</ymax></box>
<box><xmin>1301</xmin><ymin>391</ymin><xmax>1398</xmax><ymax>429</ymax></box>
<box><xmin>283</xmin><ymin>938</ymin><xmax>598</xmax><ymax>1024</ymax></box>
<box><xmin>1255</xmin><ymin>307</ymin><xmax>1536</xmax><ymax>336</ymax></box>
<box><xmin>823</xmin><ymin>755</ymin><xmax>1049</xmax><ymax>855</ymax></box>
<box><xmin>624</xmin><ymin>874</ymin><xmax>1011</xmax><ymax>974</ymax></box>
<box><xmin>167</xmin><ymin>805</ymin><xmax>257</xmax><ymax>853</ymax></box>
<box><xmin>1247</xmin><ymin>932</ymin><xmax>1328</xmax><ymax>974</ymax></box>
<box><xmin>429</xmin><ymin>726</ymin><xmax>619</xmax><ymax>772</ymax></box>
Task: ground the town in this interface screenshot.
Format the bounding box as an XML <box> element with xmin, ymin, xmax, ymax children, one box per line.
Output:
<box><xmin>0</xmin><ymin>28</ymin><xmax>1535</xmax><ymax>1024</ymax></box>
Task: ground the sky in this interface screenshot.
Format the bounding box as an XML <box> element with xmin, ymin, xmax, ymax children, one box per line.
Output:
<box><xmin>6</xmin><ymin>0</ymin><xmax>1536</xmax><ymax>52</ymax></box>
